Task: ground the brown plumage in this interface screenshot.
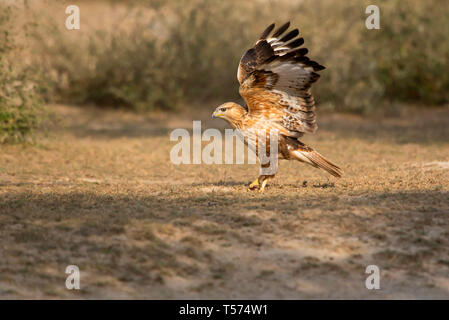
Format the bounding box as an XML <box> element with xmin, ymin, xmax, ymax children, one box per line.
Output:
<box><xmin>212</xmin><ymin>22</ymin><xmax>342</xmax><ymax>191</ymax></box>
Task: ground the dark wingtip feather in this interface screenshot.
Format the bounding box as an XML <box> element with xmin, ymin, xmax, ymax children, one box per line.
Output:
<box><xmin>272</xmin><ymin>21</ymin><xmax>290</xmax><ymax>37</ymax></box>
<box><xmin>279</xmin><ymin>29</ymin><xmax>299</xmax><ymax>43</ymax></box>
<box><xmin>259</xmin><ymin>23</ymin><xmax>275</xmax><ymax>40</ymax></box>
<box><xmin>310</xmin><ymin>61</ymin><xmax>326</xmax><ymax>71</ymax></box>
<box><xmin>278</xmin><ymin>52</ymin><xmax>297</xmax><ymax>61</ymax></box>
<box><xmin>287</xmin><ymin>37</ymin><xmax>304</xmax><ymax>49</ymax></box>
<box><xmin>295</xmin><ymin>56</ymin><xmax>310</xmax><ymax>64</ymax></box>
<box><xmin>293</xmin><ymin>47</ymin><xmax>309</xmax><ymax>56</ymax></box>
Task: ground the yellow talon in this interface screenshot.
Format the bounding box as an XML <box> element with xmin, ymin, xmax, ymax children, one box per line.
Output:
<box><xmin>259</xmin><ymin>179</ymin><xmax>269</xmax><ymax>192</ymax></box>
<box><xmin>248</xmin><ymin>178</ymin><xmax>259</xmax><ymax>191</ymax></box>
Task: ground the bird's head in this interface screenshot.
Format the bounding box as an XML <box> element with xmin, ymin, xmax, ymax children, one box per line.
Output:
<box><xmin>212</xmin><ymin>102</ymin><xmax>246</xmax><ymax>125</ymax></box>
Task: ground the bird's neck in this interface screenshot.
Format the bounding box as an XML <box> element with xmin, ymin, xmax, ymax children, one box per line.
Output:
<box><xmin>226</xmin><ymin>105</ymin><xmax>248</xmax><ymax>129</ymax></box>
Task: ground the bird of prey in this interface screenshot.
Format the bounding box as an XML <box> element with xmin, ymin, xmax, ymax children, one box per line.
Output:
<box><xmin>212</xmin><ymin>22</ymin><xmax>342</xmax><ymax>192</ymax></box>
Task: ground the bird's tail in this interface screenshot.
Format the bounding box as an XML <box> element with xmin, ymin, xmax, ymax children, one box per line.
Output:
<box><xmin>292</xmin><ymin>147</ymin><xmax>342</xmax><ymax>178</ymax></box>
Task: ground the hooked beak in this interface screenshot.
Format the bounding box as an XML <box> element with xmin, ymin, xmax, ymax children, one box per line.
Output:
<box><xmin>212</xmin><ymin>110</ymin><xmax>224</xmax><ymax>118</ymax></box>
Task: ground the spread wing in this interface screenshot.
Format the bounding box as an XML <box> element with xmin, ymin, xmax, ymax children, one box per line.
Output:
<box><xmin>237</xmin><ymin>22</ymin><xmax>325</xmax><ymax>136</ymax></box>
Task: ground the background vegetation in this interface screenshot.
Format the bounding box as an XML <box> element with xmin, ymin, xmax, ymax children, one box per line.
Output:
<box><xmin>33</xmin><ymin>0</ymin><xmax>449</xmax><ymax>113</ymax></box>
<box><xmin>1</xmin><ymin>0</ymin><xmax>449</xmax><ymax>141</ymax></box>
<box><xmin>0</xmin><ymin>6</ymin><xmax>43</xmax><ymax>143</ymax></box>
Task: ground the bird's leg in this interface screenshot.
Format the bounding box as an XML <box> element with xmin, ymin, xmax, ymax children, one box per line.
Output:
<box><xmin>259</xmin><ymin>178</ymin><xmax>268</xmax><ymax>192</ymax></box>
<box><xmin>248</xmin><ymin>178</ymin><xmax>260</xmax><ymax>190</ymax></box>
<box><xmin>257</xmin><ymin>159</ymin><xmax>276</xmax><ymax>192</ymax></box>
<box><xmin>259</xmin><ymin>177</ymin><xmax>269</xmax><ymax>192</ymax></box>
<box><xmin>249</xmin><ymin>161</ymin><xmax>276</xmax><ymax>192</ymax></box>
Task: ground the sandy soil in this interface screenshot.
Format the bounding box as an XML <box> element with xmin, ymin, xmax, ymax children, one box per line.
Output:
<box><xmin>0</xmin><ymin>104</ymin><xmax>448</xmax><ymax>299</ymax></box>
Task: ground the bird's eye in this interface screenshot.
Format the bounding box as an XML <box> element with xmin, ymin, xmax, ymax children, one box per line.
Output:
<box><xmin>220</xmin><ymin>108</ymin><xmax>226</xmax><ymax>112</ymax></box>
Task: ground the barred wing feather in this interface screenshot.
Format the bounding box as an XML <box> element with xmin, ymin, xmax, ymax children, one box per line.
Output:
<box><xmin>237</xmin><ymin>22</ymin><xmax>325</xmax><ymax>136</ymax></box>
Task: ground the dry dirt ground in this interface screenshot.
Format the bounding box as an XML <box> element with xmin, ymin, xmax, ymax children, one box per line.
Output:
<box><xmin>0</xmin><ymin>104</ymin><xmax>448</xmax><ymax>299</ymax></box>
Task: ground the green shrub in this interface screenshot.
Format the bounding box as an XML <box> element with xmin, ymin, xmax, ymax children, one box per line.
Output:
<box><xmin>369</xmin><ymin>0</ymin><xmax>449</xmax><ymax>105</ymax></box>
<box><xmin>0</xmin><ymin>6</ymin><xmax>44</xmax><ymax>143</ymax></box>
